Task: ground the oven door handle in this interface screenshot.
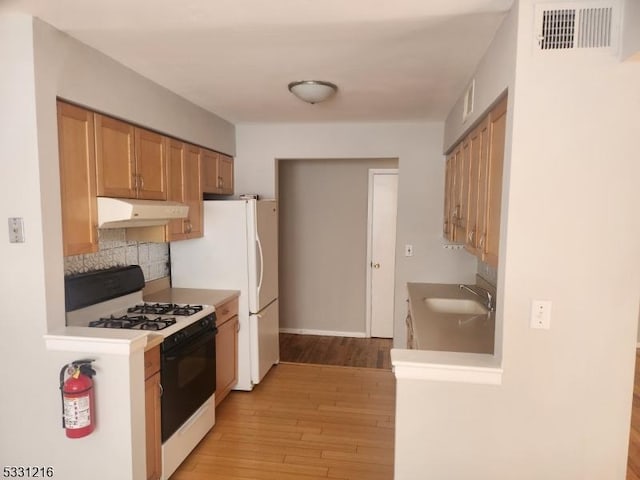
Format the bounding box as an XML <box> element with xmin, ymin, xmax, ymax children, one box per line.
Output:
<box><xmin>163</xmin><ymin>328</ymin><xmax>216</xmax><ymax>360</ymax></box>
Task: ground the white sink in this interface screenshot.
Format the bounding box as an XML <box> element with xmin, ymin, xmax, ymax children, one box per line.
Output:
<box><xmin>423</xmin><ymin>297</ymin><xmax>489</xmax><ymax>315</ymax></box>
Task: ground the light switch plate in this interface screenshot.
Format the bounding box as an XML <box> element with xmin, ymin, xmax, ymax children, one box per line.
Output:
<box><xmin>530</xmin><ymin>300</ymin><xmax>551</xmax><ymax>329</ymax></box>
<box><xmin>8</xmin><ymin>217</ymin><xmax>25</xmax><ymax>243</ymax></box>
<box><xmin>405</xmin><ymin>244</ymin><xmax>413</xmax><ymax>257</ymax></box>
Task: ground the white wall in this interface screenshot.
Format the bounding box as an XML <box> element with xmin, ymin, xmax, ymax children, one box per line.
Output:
<box><xmin>236</xmin><ymin>122</ymin><xmax>477</xmax><ymax>347</ymax></box>
<box><xmin>622</xmin><ymin>0</ymin><xmax>640</xmax><ymax>60</ymax></box>
<box><xmin>395</xmin><ymin>1</ymin><xmax>640</xmax><ymax>478</ymax></box>
<box><xmin>0</xmin><ymin>15</ymin><xmax>235</xmax><ymax>479</ymax></box>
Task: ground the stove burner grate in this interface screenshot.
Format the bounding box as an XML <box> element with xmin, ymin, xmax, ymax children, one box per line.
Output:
<box><xmin>89</xmin><ymin>314</ymin><xmax>177</xmax><ymax>330</ymax></box>
<box><xmin>127</xmin><ymin>303</ymin><xmax>204</xmax><ymax>316</ymax></box>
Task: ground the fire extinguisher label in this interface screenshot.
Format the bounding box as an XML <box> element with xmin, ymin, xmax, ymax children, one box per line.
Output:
<box><xmin>63</xmin><ymin>395</ymin><xmax>91</xmax><ymax>429</ymax></box>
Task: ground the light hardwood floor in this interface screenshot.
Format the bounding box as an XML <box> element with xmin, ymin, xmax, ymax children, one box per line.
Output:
<box><xmin>171</xmin><ymin>363</ymin><xmax>395</xmax><ymax>480</ymax></box>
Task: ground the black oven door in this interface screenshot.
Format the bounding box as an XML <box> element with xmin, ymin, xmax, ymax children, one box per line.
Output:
<box><xmin>161</xmin><ymin>327</ymin><xmax>216</xmax><ymax>442</ymax></box>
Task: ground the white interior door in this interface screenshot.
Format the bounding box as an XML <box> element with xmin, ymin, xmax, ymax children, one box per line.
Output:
<box><xmin>368</xmin><ymin>170</ymin><xmax>398</xmax><ymax>338</ymax></box>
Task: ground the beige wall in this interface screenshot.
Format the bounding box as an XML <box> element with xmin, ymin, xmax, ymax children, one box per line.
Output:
<box><xmin>395</xmin><ymin>1</ymin><xmax>640</xmax><ymax>478</ymax></box>
<box><xmin>622</xmin><ymin>0</ymin><xmax>640</xmax><ymax>60</ymax></box>
<box><xmin>278</xmin><ymin>158</ymin><xmax>397</xmax><ymax>335</ymax></box>
<box><xmin>0</xmin><ymin>15</ymin><xmax>235</xmax><ymax>479</ymax></box>
<box><xmin>235</xmin><ymin>122</ymin><xmax>479</xmax><ymax>348</ymax></box>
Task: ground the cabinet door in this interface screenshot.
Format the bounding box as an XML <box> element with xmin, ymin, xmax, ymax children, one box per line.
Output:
<box><xmin>166</xmin><ymin>139</ymin><xmax>186</xmax><ymax>241</ymax></box>
<box><xmin>482</xmin><ymin>96</ymin><xmax>507</xmax><ymax>267</ymax></box>
<box><xmin>135</xmin><ymin>128</ymin><xmax>168</xmax><ymax>200</ymax></box>
<box><xmin>95</xmin><ymin>114</ymin><xmax>136</xmax><ymax>198</ymax></box>
<box><xmin>465</xmin><ymin>117</ymin><xmax>489</xmax><ymax>255</ymax></box>
<box><xmin>215</xmin><ymin>315</ymin><xmax>238</xmax><ymax>406</ymax></box>
<box><xmin>184</xmin><ymin>144</ymin><xmax>203</xmax><ymax>238</ymax></box>
<box><xmin>145</xmin><ymin>371</ymin><xmax>161</xmax><ymax>480</ymax></box>
<box><xmin>217</xmin><ymin>154</ymin><xmax>234</xmax><ymax>195</ymax></box>
<box><xmin>57</xmin><ymin>102</ymin><xmax>99</xmax><ymax>257</ymax></box>
<box><xmin>443</xmin><ymin>154</ymin><xmax>454</xmax><ymax>240</ymax></box>
<box><xmin>450</xmin><ymin>144</ymin><xmax>465</xmax><ymax>242</ymax></box>
<box><xmin>200</xmin><ymin>149</ymin><xmax>219</xmax><ymax>194</ymax></box>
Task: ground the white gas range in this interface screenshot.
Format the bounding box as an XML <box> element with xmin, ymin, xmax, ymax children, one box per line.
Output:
<box><xmin>64</xmin><ymin>266</ymin><xmax>217</xmax><ymax>480</ymax></box>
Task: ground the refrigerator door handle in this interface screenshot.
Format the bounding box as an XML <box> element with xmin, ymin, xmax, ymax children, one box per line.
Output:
<box><xmin>256</xmin><ymin>237</ymin><xmax>264</xmax><ymax>294</ymax></box>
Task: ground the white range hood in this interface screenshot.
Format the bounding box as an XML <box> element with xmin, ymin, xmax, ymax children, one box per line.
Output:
<box><xmin>97</xmin><ymin>197</ymin><xmax>189</xmax><ymax>229</ymax></box>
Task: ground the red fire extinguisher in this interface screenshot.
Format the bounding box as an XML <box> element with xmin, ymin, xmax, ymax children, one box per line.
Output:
<box><xmin>59</xmin><ymin>359</ymin><xmax>96</xmax><ymax>438</ymax></box>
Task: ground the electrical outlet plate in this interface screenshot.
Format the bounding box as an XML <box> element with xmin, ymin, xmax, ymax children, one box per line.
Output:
<box><xmin>530</xmin><ymin>300</ymin><xmax>552</xmax><ymax>329</ymax></box>
<box><xmin>8</xmin><ymin>217</ymin><xmax>25</xmax><ymax>243</ymax></box>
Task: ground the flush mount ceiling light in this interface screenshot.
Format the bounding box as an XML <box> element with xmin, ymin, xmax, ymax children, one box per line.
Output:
<box><xmin>288</xmin><ymin>80</ymin><xmax>338</xmax><ymax>104</ymax></box>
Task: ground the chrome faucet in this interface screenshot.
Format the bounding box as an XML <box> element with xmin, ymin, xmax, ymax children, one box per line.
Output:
<box><xmin>458</xmin><ymin>284</ymin><xmax>495</xmax><ymax>312</ymax></box>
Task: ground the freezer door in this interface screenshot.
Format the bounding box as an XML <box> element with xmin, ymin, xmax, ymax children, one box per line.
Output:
<box><xmin>250</xmin><ymin>299</ymin><xmax>279</xmax><ymax>384</ymax></box>
<box><xmin>250</xmin><ymin>200</ymin><xmax>278</xmax><ymax>313</ymax></box>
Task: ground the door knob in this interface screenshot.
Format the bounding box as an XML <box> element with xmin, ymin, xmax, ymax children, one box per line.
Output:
<box><xmin>372</xmin><ymin>263</ymin><xmax>381</xmax><ymax>269</ymax></box>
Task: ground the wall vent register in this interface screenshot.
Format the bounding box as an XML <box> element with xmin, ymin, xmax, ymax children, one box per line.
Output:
<box><xmin>534</xmin><ymin>3</ymin><xmax>617</xmax><ymax>52</ymax></box>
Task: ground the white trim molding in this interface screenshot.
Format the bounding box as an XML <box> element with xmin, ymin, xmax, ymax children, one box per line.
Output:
<box><xmin>279</xmin><ymin>328</ymin><xmax>366</xmax><ymax>338</ymax></box>
<box><xmin>391</xmin><ymin>348</ymin><xmax>503</xmax><ymax>385</ymax></box>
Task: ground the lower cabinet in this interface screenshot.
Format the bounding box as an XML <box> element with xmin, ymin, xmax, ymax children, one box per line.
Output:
<box><xmin>215</xmin><ymin>297</ymin><xmax>239</xmax><ymax>406</ymax></box>
<box><xmin>144</xmin><ymin>346</ymin><xmax>162</xmax><ymax>480</ymax></box>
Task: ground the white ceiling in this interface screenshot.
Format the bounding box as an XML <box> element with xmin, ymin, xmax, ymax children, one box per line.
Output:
<box><xmin>1</xmin><ymin>0</ymin><xmax>513</xmax><ymax>124</ymax></box>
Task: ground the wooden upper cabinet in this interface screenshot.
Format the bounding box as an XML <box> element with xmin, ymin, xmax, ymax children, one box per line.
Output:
<box><xmin>135</xmin><ymin>128</ymin><xmax>168</xmax><ymax>200</ymax></box>
<box><xmin>167</xmin><ymin>139</ymin><xmax>186</xmax><ymax>240</ymax></box>
<box><xmin>166</xmin><ymin>141</ymin><xmax>202</xmax><ymax>241</ymax></box>
<box><xmin>443</xmin><ymin>153</ymin><xmax>454</xmax><ymax>241</ymax></box>
<box><xmin>443</xmin><ymin>94</ymin><xmax>507</xmax><ymax>268</ymax></box>
<box><xmin>95</xmin><ymin>114</ymin><xmax>136</xmax><ymax>198</ymax></box>
<box><xmin>95</xmin><ymin>115</ymin><xmax>168</xmax><ymax>200</ymax></box>
<box><xmin>201</xmin><ymin>149</ymin><xmax>219</xmax><ymax>193</ymax></box>
<box><xmin>201</xmin><ymin>149</ymin><xmax>234</xmax><ymax>195</ymax></box>
<box><xmin>57</xmin><ymin>101</ymin><xmax>99</xmax><ymax>257</ymax></box>
<box><xmin>184</xmin><ymin>144</ymin><xmax>203</xmax><ymax>238</ymax></box>
<box><xmin>464</xmin><ymin>117</ymin><xmax>489</xmax><ymax>256</ymax></box>
<box><xmin>217</xmin><ymin>153</ymin><xmax>234</xmax><ymax>195</ymax></box>
<box><xmin>482</xmin><ymin>96</ymin><xmax>507</xmax><ymax>267</ymax></box>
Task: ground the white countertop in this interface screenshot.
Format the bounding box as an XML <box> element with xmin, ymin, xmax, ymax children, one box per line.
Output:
<box><xmin>407</xmin><ymin>282</ymin><xmax>495</xmax><ymax>354</ymax></box>
<box><xmin>45</xmin><ymin>288</ymin><xmax>239</xmax><ymax>355</ymax></box>
<box><xmin>392</xmin><ymin>282</ymin><xmax>502</xmax><ymax>385</ymax></box>
<box><xmin>143</xmin><ymin>288</ymin><xmax>239</xmax><ymax>309</ymax></box>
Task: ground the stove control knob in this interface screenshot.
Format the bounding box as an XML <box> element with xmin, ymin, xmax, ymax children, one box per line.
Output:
<box><xmin>199</xmin><ymin>318</ymin><xmax>210</xmax><ymax>328</ymax></box>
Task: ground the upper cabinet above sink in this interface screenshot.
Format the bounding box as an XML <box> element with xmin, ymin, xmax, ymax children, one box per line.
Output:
<box><xmin>443</xmin><ymin>95</ymin><xmax>507</xmax><ymax>268</ymax></box>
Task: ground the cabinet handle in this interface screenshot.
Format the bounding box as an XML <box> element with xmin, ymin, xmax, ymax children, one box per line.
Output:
<box><xmin>139</xmin><ymin>175</ymin><xmax>144</xmax><ymax>190</ymax></box>
<box><xmin>158</xmin><ymin>382</ymin><xmax>163</xmax><ymax>398</ymax></box>
<box><xmin>132</xmin><ymin>173</ymin><xmax>138</xmax><ymax>190</ymax></box>
<box><xmin>479</xmin><ymin>234</ymin><xmax>486</xmax><ymax>248</ymax></box>
<box><xmin>218</xmin><ymin>176</ymin><xmax>223</xmax><ymax>188</ymax></box>
<box><xmin>236</xmin><ymin>321</ymin><xmax>240</xmax><ymax>332</ymax></box>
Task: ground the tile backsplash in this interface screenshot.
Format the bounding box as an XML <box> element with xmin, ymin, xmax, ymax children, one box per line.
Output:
<box><xmin>64</xmin><ymin>229</ymin><xmax>169</xmax><ymax>281</ymax></box>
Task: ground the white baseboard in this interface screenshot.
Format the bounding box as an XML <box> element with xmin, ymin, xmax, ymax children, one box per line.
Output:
<box><xmin>279</xmin><ymin>328</ymin><xmax>366</xmax><ymax>338</ymax></box>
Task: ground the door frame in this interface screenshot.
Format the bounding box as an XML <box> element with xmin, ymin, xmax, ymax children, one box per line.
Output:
<box><xmin>365</xmin><ymin>168</ymin><xmax>399</xmax><ymax>338</ymax></box>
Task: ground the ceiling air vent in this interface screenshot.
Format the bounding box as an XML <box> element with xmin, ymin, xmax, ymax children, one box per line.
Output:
<box><xmin>535</xmin><ymin>2</ymin><xmax>617</xmax><ymax>52</ymax></box>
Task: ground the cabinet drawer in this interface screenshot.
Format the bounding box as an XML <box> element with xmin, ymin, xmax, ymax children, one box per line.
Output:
<box><xmin>144</xmin><ymin>346</ymin><xmax>161</xmax><ymax>379</ymax></box>
<box><xmin>216</xmin><ymin>297</ymin><xmax>238</xmax><ymax>326</ymax></box>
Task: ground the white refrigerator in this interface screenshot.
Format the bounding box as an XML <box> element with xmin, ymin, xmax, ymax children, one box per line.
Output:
<box><xmin>170</xmin><ymin>199</ymin><xmax>279</xmax><ymax>390</ymax></box>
